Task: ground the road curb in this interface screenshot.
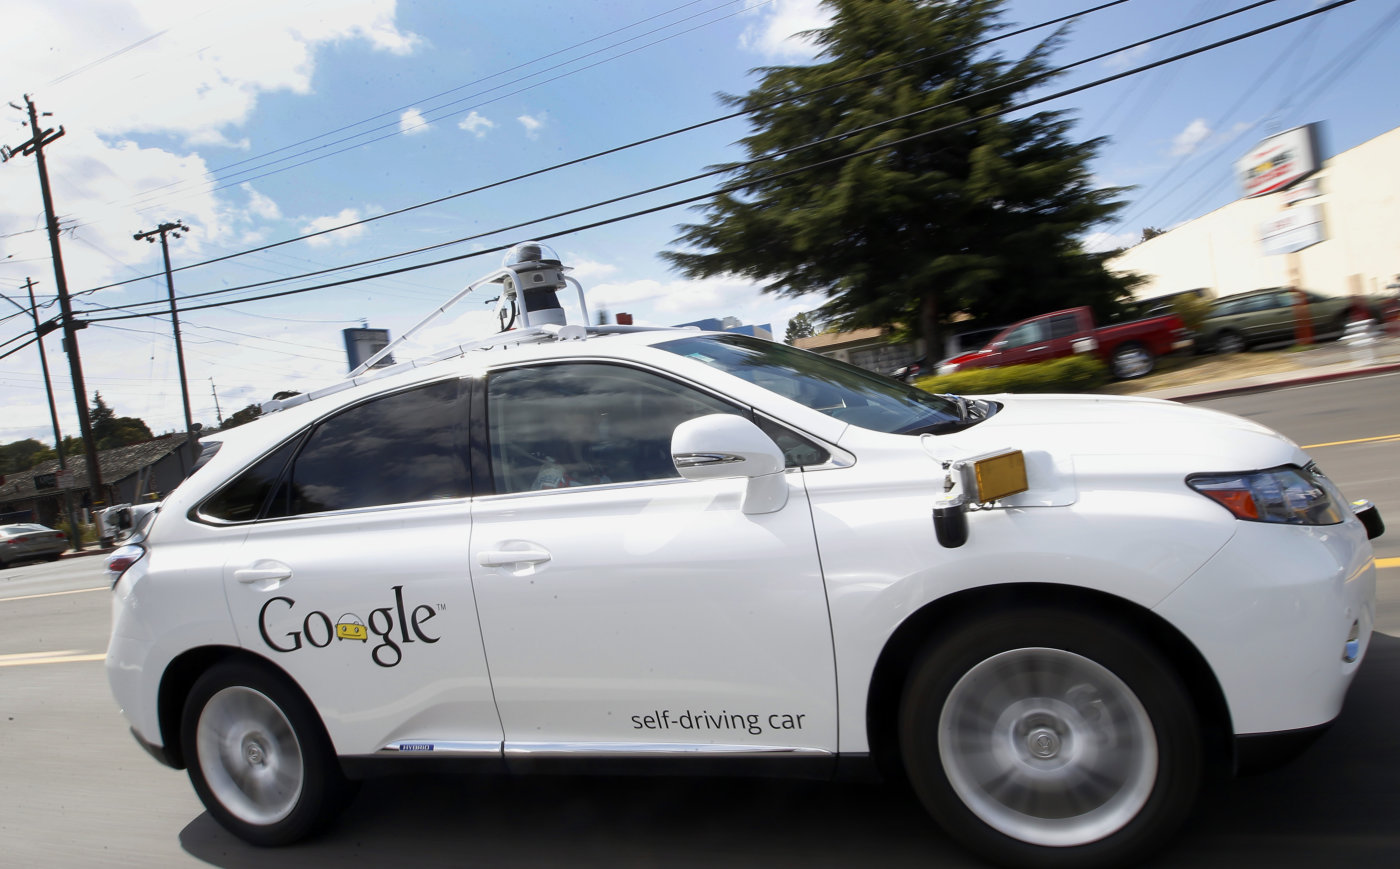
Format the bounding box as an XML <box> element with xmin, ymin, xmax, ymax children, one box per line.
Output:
<box><xmin>1156</xmin><ymin>362</ymin><xmax>1400</xmax><ymax>403</ymax></box>
<box><xmin>61</xmin><ymin>547</ymin><xmax>115</xmax><ymax>560</ymax></box>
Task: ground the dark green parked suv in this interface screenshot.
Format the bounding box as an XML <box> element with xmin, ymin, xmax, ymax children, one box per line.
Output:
<box><xmin>1196</xmin><ymin>287</ymin><xmax>1378</xmax><ymax>354</ymax></box>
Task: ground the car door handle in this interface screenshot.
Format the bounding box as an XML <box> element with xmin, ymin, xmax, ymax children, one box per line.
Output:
<box><xmin>478</xmin><ymin>549</ymin><xmax>552</xmax><ymax>567</ymax></box>
<box><xmin>235</xmin><ymin>566</ymin><xmax>293</xmax><ymax>584</ymax></box>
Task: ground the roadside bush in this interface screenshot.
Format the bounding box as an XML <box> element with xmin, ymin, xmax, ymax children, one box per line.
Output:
<box><xmin>58</xmin><ymin>521</ymin><xmax>99</xmax><ymax>546</ymax></box>
<box><xmin>912</xmin><ymin>355</ymin><xmax>1110</xmax><ymax>394</ymax></box>
<box><xmin>1171</xmin><ymin>294</ymin><xmax>1212</xmax><ymax>333</ymax></box>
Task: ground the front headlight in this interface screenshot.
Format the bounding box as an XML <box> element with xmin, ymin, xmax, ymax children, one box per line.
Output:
<box><xmin>1187</xmin><ymin>464</ymin><xmax>1344</xmax><ymax>525</ymax></box>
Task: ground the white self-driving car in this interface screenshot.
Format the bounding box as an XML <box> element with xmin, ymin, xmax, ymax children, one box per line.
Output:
<box><xmin>107</xmin><ymin>245</ymin><xmax>1381</xmax><ymax>869</ymax></box>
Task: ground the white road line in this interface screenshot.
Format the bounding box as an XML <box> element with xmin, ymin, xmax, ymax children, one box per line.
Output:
<box><xmin>0</xmin><ymin>586</ymin><xmax>107</xmax><ymax>603</ymax></box>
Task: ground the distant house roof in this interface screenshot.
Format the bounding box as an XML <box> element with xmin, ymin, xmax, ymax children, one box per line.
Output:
<box><xmin>793</xmin><ymin>327</ymin><xmax>889</xmax><ymax>352</ymax></box>
<box><xmin>0</xmin><ymin>433</ymin><xmax>189</xmax><ymax>501</ymax></box>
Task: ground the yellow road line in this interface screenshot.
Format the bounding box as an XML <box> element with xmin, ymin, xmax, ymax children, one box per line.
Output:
<box><xmin>1378</xmin><ymin>557</ymin><xmax>1400</xmax><ymax>570</ymax></box>
<box><xmin>0</xmin><ymin>586</ymin><xmax>106</xmax><ymax>603</ymax></box>
<box><xmin>1303</xmin><ymin>433</ymin><xmax>1400</xmax><ymax>449</ymax></box>
<box><xmin>0</xmin><ymin>651</ymin><xmax>105</xmax><ymax>668</ymax></box>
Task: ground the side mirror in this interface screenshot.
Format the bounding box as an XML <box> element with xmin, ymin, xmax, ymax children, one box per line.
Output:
<box><xmin>671</xmin><ymin>414</ymin><xmax>788</xmax><ymax>515</ymax></box>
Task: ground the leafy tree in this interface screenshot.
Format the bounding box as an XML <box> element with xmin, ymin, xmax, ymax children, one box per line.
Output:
<box><xmin>664</xmin><ymin>0</ymin><xmax>1139</xmax><ymax>353</ymax></box>
<box><xmin>218</xmin><ymin>404</ymin><xmax>264</xmax><ymax>432</ymax></box>
<box><xmin>89</xmin><ymin>393</ymin><xmax>154</xmax><ymax>450</ymax></box>
<box><xmin>27</xmin><ymin>435</ymin><xmax>84</xmax><ymax>466</ymax></box>
<box><xmin>0</xmin><ymin>438</ymin><xmax>48</xmax><ymax>473</ymax></box>
<box><xmin>784</xmin><ymin>311</ymin><xmax>817</xmax><ymax>343</ymax></box>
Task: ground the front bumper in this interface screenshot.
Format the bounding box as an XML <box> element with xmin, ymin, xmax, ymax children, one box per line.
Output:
<box><xmin>1153</xmin><ymin>515</ymin><xmax>1376</xmax><ymax>736</ymax></box>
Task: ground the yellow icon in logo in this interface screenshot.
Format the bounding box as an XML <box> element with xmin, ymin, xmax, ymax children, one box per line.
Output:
<box><xmin>336</xmin><ymin>614</ymin><xmax>368</xmax><ymax>642</ymax></box>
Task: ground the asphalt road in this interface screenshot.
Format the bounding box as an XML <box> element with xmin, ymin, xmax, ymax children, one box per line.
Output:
<box><xmin>2</xmin><ymin>373</ymin><xmax>1397</xmax><ymax>868</ymax></box>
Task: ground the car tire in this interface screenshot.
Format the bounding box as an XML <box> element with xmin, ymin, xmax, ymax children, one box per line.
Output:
<box><xmin>181</xmin><ymin>660</ymin><xmax>354</xmax><ymax>846</ymax></box>
<box><xmin>1109</xmin><ymin>343</ymin><xmax>1154</xmax><ymax>379</ymax></box>
<box><xmin>899</xmin><ymin>608</ymin><xmax>1202</xmax><ymax>869</ymax></box>
<box><xmin>1214</xmin><ymin>331</ymin><xmax>1244</xmax><ymax>355</ymax></box>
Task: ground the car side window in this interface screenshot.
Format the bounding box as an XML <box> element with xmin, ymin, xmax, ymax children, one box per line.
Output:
<box><xmin>265</xmin><ymin>379</ymin><xmax>471</xmax><ymax>517</ymax></box>
<box><xmin>486</xmin><ymin>363</ymin><xmax>746</xmax><ymax>495</ymax></box>
<box><xmin>201</xmin><ymin>439</ymin><xmax>299</xmax><ymax>522</ymax></box>
<box><xmin>1003</xmin><ymin>321</ymin><xmax>1045</xmax><ymax>348</ymax></box>
<box><xmin>1046</xmin><ymin>314</ymin><xmax>1080</xmax><ymax>339</ymax></box>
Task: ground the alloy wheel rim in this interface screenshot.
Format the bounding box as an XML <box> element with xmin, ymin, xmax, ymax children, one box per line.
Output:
<box><xmin>196</xmin><ymin>686</ymin><xmax>304</xmax><ymax>825</ymax></box>
<box><xmin>938</xmin><ymin>647</ymin><xmax>1157</xmax><ymax>848</ymax></box>
<box><xmin>1115</xmin><ymin>348</ymin><xmax>1152</xmax><ymax>378</ymax></box>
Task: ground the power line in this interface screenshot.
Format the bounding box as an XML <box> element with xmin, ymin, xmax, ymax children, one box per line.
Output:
<box><xmin>74</xmin><ymin>0</ymin><xmax>1354</xmax><ymax>327</ymax></box>
<box><xmin>1154</xmin><ymin>0</ymin><xmax>1400</xmax><ymax>229</ymax></box>
<box><xmin>71</xmin><ymin>0</ymin><xmax>1142</xmax><ymax>297</ymax></box>
<box><xmin>71</xmin><ymin>0</ymin><xmax>1296</xmax><ymax>319</ymax></box>
<box><xmin>119</xmin><ymin>0</ymin><xmax>774</xmax><ymax>213</ymax></box>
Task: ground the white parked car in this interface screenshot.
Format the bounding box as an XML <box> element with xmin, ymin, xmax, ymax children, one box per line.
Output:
<box><xmin>106</xmin><ymin>246</ymin><xmax>1382</xmax><ymax>869</ymax></box>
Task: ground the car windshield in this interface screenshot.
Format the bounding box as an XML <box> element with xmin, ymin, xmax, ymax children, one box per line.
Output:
<box><xmin>655</xmin><ymin>333</ymin><xmax>970</xmax><ymax>434</ymax></box>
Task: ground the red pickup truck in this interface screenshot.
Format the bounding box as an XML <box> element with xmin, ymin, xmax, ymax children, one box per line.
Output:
<box><xmin>937</xmin><ymin>306</ymin><xmax>1193</xmax><ymax>379</ymax></box>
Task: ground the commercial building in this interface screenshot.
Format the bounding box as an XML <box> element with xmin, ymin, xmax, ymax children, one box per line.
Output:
<box><xmin>1109</xmin><ymin>124</ymin><xmax>1400</xmax><ymax>304</ymax></box>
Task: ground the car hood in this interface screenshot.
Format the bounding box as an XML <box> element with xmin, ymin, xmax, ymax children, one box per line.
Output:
<box><xmin>892</xmin><ymin>392</ymin><xmax>1309</xmax><ymax>510</ymax></box>
<box><xmin>971</xmin><ymin>392</ymin><xmax>1300</xmax><ymax>467</ymax></box>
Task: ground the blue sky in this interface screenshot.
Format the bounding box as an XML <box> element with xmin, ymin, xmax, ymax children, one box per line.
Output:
<box><xmin>2</xmin><ymin>0</ymin><xmax>1397</xmax><ymax>445</ymax></box>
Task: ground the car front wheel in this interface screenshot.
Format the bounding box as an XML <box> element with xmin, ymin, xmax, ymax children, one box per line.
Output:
<box><xmin>181</xmin><ymin>660</ymin><xmax>353</xmax><ymax>845</ymax></box>
<box><xmin>899</xmin><ymin>608</ymin><xmax>1202</xmax><ymax>869</ymax></box>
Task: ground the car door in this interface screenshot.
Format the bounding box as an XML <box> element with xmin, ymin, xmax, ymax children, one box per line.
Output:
<box><xmin>469</xmin><ymin>361</ymin><xmax>837</xmax><ymax>756</ymax></box>
<box><xmin>993</xmin><ymin>316</ymin><xmax>1064</xmax><ymax>366</ymax></box>
<box><xmin>1246</xmin><ymin>290</ymin><xmax>1295</xmax><ymax>343</ymax></box>
<box><xmin>217</xmin><ymin>377</ymin><xmax>503</xmax><ymax>758</ymax></box>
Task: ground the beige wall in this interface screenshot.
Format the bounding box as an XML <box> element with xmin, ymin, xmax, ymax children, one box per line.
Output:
<box><xmin>1110</xmin><ymin>126</ymin><xmax>1400</xmax><ymax>301</ymax></box>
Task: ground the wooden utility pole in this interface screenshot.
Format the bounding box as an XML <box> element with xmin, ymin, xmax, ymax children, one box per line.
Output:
<box><xmin>134</xmin><ymin>221</ymin><xmax>196</xmax><ymax>465</ymax></box>
<box><xmin>3</xmin><ymin>94</ymin><xmax>108</xmax><ymax>540</ymax></box>
<box><xmin>0</xmin><ymin>279</ymin><xmax>83</xmax><ymax>549</ymax></box>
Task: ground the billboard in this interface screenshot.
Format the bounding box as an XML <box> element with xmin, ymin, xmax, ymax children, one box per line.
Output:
<box><xmin>343</xmin><ymin>327</ymin><xmax>394</xmax><ymax>371</ymax></box>
<box><xmin>1259</xmin><ymin>204</ymin><xmax>1325</xmax><ymax>256</ymax></box>
<box><xmin>1236</xmin><ymin>124</ymin><xmax>1322</xmax><ymax>198</ymax></box>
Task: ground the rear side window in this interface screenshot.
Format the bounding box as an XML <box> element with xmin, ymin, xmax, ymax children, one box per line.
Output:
<box><xmin>201</xmin><ymin>379</ymin><xmax>469</xmax><ymax>522</ymax></box>
<box><xmin>201</xmin><ymin>440</ymin><xmax>298</xmax><ymax>522</ymax></box>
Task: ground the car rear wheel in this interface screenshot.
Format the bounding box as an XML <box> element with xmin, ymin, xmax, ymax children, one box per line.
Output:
<box><xmin>181</xmin><ymin>660</ymin><xmax>354</xmax><ymax>845</ymax></box>
<box><xmin>1109</xmin><ymin>343</ymin><xmax>1154</xmax><ymax>379</ymax></box>
<box><xmin>1214</xmin><ymin>330</ymin><xmax>1245</xmax><ymax>355</ymax></box>
<box><xmin>899</xmin><ymin>608</ymin><xmax>1202</xmax><ymax>869</ymax></box>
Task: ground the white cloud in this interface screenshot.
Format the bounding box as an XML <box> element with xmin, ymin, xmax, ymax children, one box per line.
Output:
<box><xmin>301</xmin><ymin>208</ymin><xmax>370</xmax><ymax>247</ymax></box>
<box><xmin>1172</xmin><ymin>119</ymin><xmax>1212</xmax><ymax>156</ymax></box>
<box><xmin>457</xmin><ymin>111</ymin><xmax>495</xmax><ymax>138</ymax></box>
<box><xmin>0</xmin><ymin>0</ymin><xmax>421</xmax><ymax>297</ymax></box>
<box><xmin>517</xmin><ymin>113</ymin><xmax>544</xmax><ymax>139</ymax></box>
<box><xmin>565</xmin><ymin>258</ymin><xmax>619</xmax><ymax>281</ymax></box>
<box><xmin>399</xmin><ymin>108</ymin><xmax>431</xmax><ymax>135</ymax></box>
<box><xmin>0</xmin><ymin>1</ymin><xmax>423</xmax><ymax>147</ymax></box>
<box><xmin>1103</xmin><ymin>44</ymin><xmax>1150</xmax><ymax>72</ymax></box>
<box><xmin>0</xmin><ymin>128</ymin><xmax>229</xmax><ymax>292</ymax></box>
<box><xmin>241</xmin><ymin>183</ymin><xmax>282</xmax><ymax>220</ymax></box>
<box><xmin>739</xmin><ymin>0</ymin><xmax>829</xmax><ymax>60</ymax></box>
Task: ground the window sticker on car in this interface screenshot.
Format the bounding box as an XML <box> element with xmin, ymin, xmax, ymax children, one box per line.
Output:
<box><xmin>257</xmin><ymin>586</ymin><xmax>442</xmax><ymax>668</ymax></box>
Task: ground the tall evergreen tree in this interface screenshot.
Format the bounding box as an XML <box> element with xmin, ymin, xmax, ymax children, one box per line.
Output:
<box><xmin>664</xmin><ymin>0</ymin><xmax>1137</xmax><ymax>353</ymax></box>
<box><xmin>89</xmin><ymin>393</ymin><xmax>155</xmax><ymax>450</ymax></box>
<box><xmin>784</xmin><ymin>311</ymin><xmax>817</xmax><ymax>343</ymax></box>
